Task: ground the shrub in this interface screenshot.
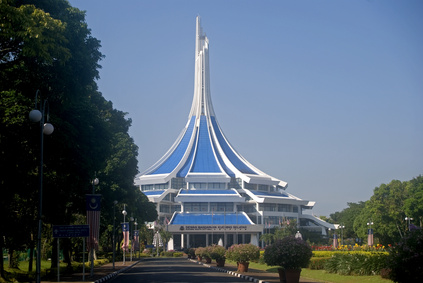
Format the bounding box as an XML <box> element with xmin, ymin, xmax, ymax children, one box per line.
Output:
<box><xmin>195</xmin><ymin>247</ymin><xmax>206</xmax><ymax>257</ymax></box>
<box><xmin>186</xmin><ymin>248</ymin><xmax>196</xmax><ymax>258</ymax></box>
<box><xmin>173</xmin><ymin>252</ymin><xmax>184</xmax><ymax>257</ymax></box>
<box><xmin>309</xmin><ymin>257</ymin><xmax>330</xmax><ymax>270</ymax></box>
<box><xmin>386</xmin><ymin>228</ymin><xmax>423</xmax><ymax>282</ymax></box>
<box><xmin>324</xmin><ymin>253</ymin><xmax>389</xmax><ymax>276</ymax></box>
<box><xmin>209</xmin><ymin>245</ymin><xmax>226</xmax><ymax>261</ymax></box>
<box><xmin>225</xmin><ymin>244</ymin><xmax>260</xmax><ymax>263</ymax></box>
<box><xmin>263</xmin><ymin>236</ymin><xmax>313</xmax><ymax>270</ymax></box>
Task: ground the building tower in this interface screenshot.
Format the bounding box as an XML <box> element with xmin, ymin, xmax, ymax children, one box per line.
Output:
<box><xmin>135</xmin><ymin>16</ymin><xmax>334</xmax><ymax>249</ymax></box>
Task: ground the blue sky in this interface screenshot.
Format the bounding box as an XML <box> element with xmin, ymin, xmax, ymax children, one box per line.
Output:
<box><xmin>68</xmin><ymin>0</ymin><xmax>423</xmax><ymax>217</ymax></box>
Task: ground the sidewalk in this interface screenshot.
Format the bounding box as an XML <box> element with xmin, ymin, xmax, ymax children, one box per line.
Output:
<box><xmin>41</xmin><ymin>260</ymin><xmax>138</xmax><ymax>283</ymax></box>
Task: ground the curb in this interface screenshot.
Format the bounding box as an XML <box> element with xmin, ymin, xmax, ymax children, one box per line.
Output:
<box><xmin>188</xmin><ymin>259</ymin><xmax>270</xmax><ymax>283</ymax></box>
<box><xmin>94</xmin><ymin>261</ymin><xmax>140</xmax><ymax>283</ymax></box>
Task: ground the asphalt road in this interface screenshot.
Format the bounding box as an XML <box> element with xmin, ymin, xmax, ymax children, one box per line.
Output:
<box><xmin>109</xmin><ymin>257</ymin><xmax>249</xmax><ymax>283</ymax></box>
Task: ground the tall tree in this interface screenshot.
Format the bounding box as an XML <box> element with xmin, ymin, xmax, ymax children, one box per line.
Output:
<box><xmin>330</xmin><ymin>201</ymin><xmax>366</xmax><ymax>240</ymax></box>
<box><xmin>354</xmin><ymin>180</ymin><xmax>409</xmax><ymax>245</ymax></box>
<box><xmin>1</xmin><ymin>0</ymin><xmax>156</xmax><ymax>275</ymax></box>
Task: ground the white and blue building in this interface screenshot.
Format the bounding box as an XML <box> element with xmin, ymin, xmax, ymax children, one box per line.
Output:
<box><xmin>135</xmin><ymin>16</ymin><xmax>335</xmax><ymax>250</ymax></box>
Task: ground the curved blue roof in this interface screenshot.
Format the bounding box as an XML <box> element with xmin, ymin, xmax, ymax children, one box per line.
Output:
<box><xmin>211</xmin><ymin>116</ymin><xmax>257</xmax><ymax>175</ymax></box>
<box><xmin>151</xmin><ymin>116</ymin><xmax>196</xmax><ymax>175</ymax></box>
<box><xmin>250</xmin><ymin>190</ymin><xmax>289</xmax><ymax>198</ymax></box>
<box><xmin>191</xmin><ymin>116</ymin><xmax>221</xmax><ymax>173</ymax></box>
<box><xmin>143</xmin><ymin>190</ymin><xmax>165</xmax><ymax>196</ymax></box>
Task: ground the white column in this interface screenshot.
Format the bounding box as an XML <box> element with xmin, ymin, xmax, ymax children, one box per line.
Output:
<box><xmin>181</xmin><ymin>234</ymin><xmax>185</xmax><ymax>249</ymax></box>
<box><xmin>251</xmin><ymin>234</ymin><xmax>258</xmax><ymax>246</ymax></box>
<box><xmin>168</xmin><ymin>238</ymin><xmax>174</xmax><ymax>251</ymax></box>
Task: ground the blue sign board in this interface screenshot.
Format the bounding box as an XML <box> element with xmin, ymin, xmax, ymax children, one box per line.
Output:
<box><xmin>53</xmin><ymin>225</ymin><xmax>90</xmax><ymax>238</ymax></box>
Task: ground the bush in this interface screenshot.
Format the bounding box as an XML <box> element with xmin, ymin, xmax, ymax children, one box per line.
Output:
<box><xmin>173</xmin><ymin>252</ymin><xmax>184</xmax><ymax>257</ymax></box>
<box><xmin>324</xmin><ymin>253</ymin><xmax>388</xmax><ymax>275</ymax></box>
<box><xmin>225</xmin><ymin>244</ymin><xmax>260</xmax><ymax>263</ymax></box>
<box><xmin>309</xmin><ymin>257</ymin><xmax>330</xmax><ymax>270</ymax></box>
<box><xmin>195</xmin><ymin>247</ymin><xmax>206</xmax><ymax>258</ymax></box>
<box><xmin>386</xmin><ymin>228</ymin><xmax>423</xmax><ymax>282</ymax></box>
<box><xmin>209</xmin><ymin>245</ymin><xmax>226</xmax><ymax>261</ymax></box>
<box><xmin>263</xmin><ymin>236</ymin><xmax>313</xmax><ymax>270</ymax></box>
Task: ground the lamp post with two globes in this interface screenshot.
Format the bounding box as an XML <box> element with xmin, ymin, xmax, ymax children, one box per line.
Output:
<box><xmin>405</xmin><ymin>216</ymin><xmax>413</xmax><ymax>231</ymax></box>
<box><xmin>112</xmin><ymin>200</ymin><xmax>118</xmax><ymax>270</ymax></box>
<box><xmin>367</xmin><ymin>220</ymin><xmax>374</xmax><ymax>246</ymax></box>
<box><xmin>122</xmin><ymin>205</ymin><xmax>127</xmax><ymax>264</ymax></box>
<box><xmin>29</xmin><ymin>90</ymin><xmax>54</xmax><ymax>283</ymax></box>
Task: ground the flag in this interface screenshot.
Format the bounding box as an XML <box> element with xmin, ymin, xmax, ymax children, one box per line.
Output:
<box><xmin>121</xmin><ymin>222</ymin><xmax>129</xmax><ymax>252</ymax></box>
<box><xmin>165</xmin><ymin>217</ymin><xmax>170</xmax><ymax>225</ymax></box>
<box><xmin>133</xmin><ymin>230</ymin><xmax>139</xmax><ymax>251</ymax></box>
<box><xmin>86</xmin><ymin>194</ymin><xmax>101</xmax><ymax>251</ymax></box>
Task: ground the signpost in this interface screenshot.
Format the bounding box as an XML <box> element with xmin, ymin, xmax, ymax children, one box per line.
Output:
<box><xmin>53</xmin><ymin>225</ymin><xmax>89</xmax><ymax>282</ymax></box>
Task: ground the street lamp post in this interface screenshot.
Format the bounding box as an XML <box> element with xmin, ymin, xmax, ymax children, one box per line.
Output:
<box><xmin>339</xmin><ymin>224</ymin><xmax>345</xmax><ymax>246</ymax></box>
<box><xmin>29</xmin><ymin>90</ymin><xmax>54</xmax><ymax>283</ymax></box>
<box><xmin>134</xmin><ymin>219</ymin><xmax>138</xmax><ymax>259</ymax></box>
<box><xmin>405</xmin><ymin>217</ymin><xmax>413</xmax><ymax>231</ymax></box>
<box><xmin>112</xmin><ymin>200</ymin><xmax>118</xmax><ymax>270</ymax></box>
<box><xmin>122</xmin><ymin>205</ymin><xmax>127</xmax><ymax>264</ymax></box>
<box><xmin>129</xmin><ymin>217</ymin><xmax>134</xmax><ymax>262</ymax></box>
<box><xmin>367</xmin><ymin>220</ymin><xmax>374</xmax><ymax>246</ymax></box>
<box><xmin>90</xmin><ymin>176</ymin><xmax>99</xmax><ymax>277</ymax></box>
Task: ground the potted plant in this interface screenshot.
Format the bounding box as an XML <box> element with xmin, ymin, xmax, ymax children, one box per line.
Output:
<box><xmin>203</xmin><ymin>246</ymin><xmax>212</xmax><ymax>263</ymax></box>
<box><xmin>186</xmin><ymin>248</ymin><xmax>196</xmax><ymax>259</ymax></box>
<box><xmin>195</xmin><ymin>247</ymin><xmax>205</xmax><ymax>261</ymax></box>
<box><xmin>209</xmin><ymin>245</ymin><xmax>226</xmax><ymax>267</ymax></box>
<box><xmin>225</xmin><ymin>244</ymin><xmax>260</xmax><ymax>272</ymax></box>
<box><xmin>263</xmin><ymin>236</ymin><xmax>313</xmax><ymax>283</ymax></box>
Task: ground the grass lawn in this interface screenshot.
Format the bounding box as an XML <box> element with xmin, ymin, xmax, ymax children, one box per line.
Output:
<box><xmin>227</xmin><ymin>261</ymin><xmax>393</xmax><ymax>283</ymax></box>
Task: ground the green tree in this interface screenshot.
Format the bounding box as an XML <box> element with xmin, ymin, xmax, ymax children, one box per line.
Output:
<box><xmin>403</xmin><ymin>175</ymin><xmax>423</xmax><ymax>227</ymax></box>
<box><xmin>330</xmin><ymin>201</ymin><xmax>365</xmax><ymax>240</ymax></box>
<box><xmin>0</xmin><ymin>0</ymin><xmax>156</xmax><ymax>276</ymax></box>
<box><xmin>354</xmin><ymin>180</ymin><xmax>409</xmax><ymax>245</ymax></box>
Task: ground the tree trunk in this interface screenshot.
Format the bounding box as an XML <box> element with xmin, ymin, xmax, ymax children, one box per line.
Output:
<box><xmin>28</xmin><ymin>240</ymin><xmax>35</xmax><ymax>272</ymax></box>
<box><xmin>8</xmin><ymin>248</ymin><xmax>18</xmax><ymax>269</ymax></box>
<box><xmin>63</xmin><ymin>238</ymin><xmax>71</xmax><ymax>267</ymax></box>
<box><xmin>0</xmin><ymin>236</ymin><xmax>4</xmax><ymax>278</ymax></box>
<box><xmin>51</xmin><ymin>238</ymin><xmax>57</xmax><ymax>268</ymax></box>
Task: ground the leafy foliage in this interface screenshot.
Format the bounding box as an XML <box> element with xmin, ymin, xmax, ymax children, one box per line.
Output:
<box><xmin>0</xmin><ymin>0</ymin><xmax>157</xmax><ymax>275</ymax></box>
<box><xmin>209</xmin><ymin>245</ymin><xmax>226</xmax><ymax>261</ymax></box>
<box><xmin>324</xmin><ymin>252</ymin><xmax>389</xmax><ymax>276</ymax></box>
<box><xmin>263</xmin><ymin>236</ymin><xmax>312</xmax><ymax>270</ymax></box>
<box><xmin>225</xmin><ymin>244</ymin><xmax>260</xmax><ymax>263</ymax></box>
<box><xmin>386</xmin><ymin>228</ymin><xmax>423</xmax><ymax>282</ymax></box>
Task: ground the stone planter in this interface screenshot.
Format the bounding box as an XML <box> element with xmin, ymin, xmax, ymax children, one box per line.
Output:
<box><xmin>197</xmin><ymin>256</ymin><xmax>202</xmax><ymax>261</ymax></box>
<box><xmin>278</xmin><ymin>268</ymin><xmax>301</xmax><ymax>283</ymax></box>
<box><xmin>237</xmin><ymin>262</ymin><xmax>249</xmax><ymax>272</ymax></box>
<box><xmin>216</xmin><ymin>259</ymin><xmax>225</xmax><ymax>267</ymax></box>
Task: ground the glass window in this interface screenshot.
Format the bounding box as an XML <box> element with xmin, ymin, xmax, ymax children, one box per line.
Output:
<box><xmin>244</xmin><ymin>183</ymin><xmax>256</xmax><ymax>190</ymax></box>
<box><xmin>172</xmin><ymin>205</ymin><xmax>181</xmax><ymax>212</ymax></box>
<box><xmin>209</xmin><ymin>183</ymin><xmax>226</xmax><ymax>189</ymax></box>
<box><xmin>171</xmin><ymin>177</ymin><xmax>186</xmax><ymax>190</ymax></box>
<box><xmin>189</xmin><ymin>183</ymin><xmax>207</xmax><ymax>189</ymax></box>
<box><xmin>258</xmin><ymin>184</ymin><xmax>268</xmax><ymax>191</ymax></box>
<box><xmin>278</xmin><ymin>204</ymin><xmax>291</xmax><ymax>212</ymax></box>
<box><xmin>210</xmin><ymin>202</ymin><xmax>233</xmax><ymax>212</ymax></box>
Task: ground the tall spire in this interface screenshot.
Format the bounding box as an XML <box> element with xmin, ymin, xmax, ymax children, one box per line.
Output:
<box><xmin>136</xmin><ymin>16</ymin><xmax>287</xmax><ymax>189</ymax></box>
<box><xmin>189</xmin><ymin>16</ymin><xmax>215</xmax><ymax>118</ymax></box>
